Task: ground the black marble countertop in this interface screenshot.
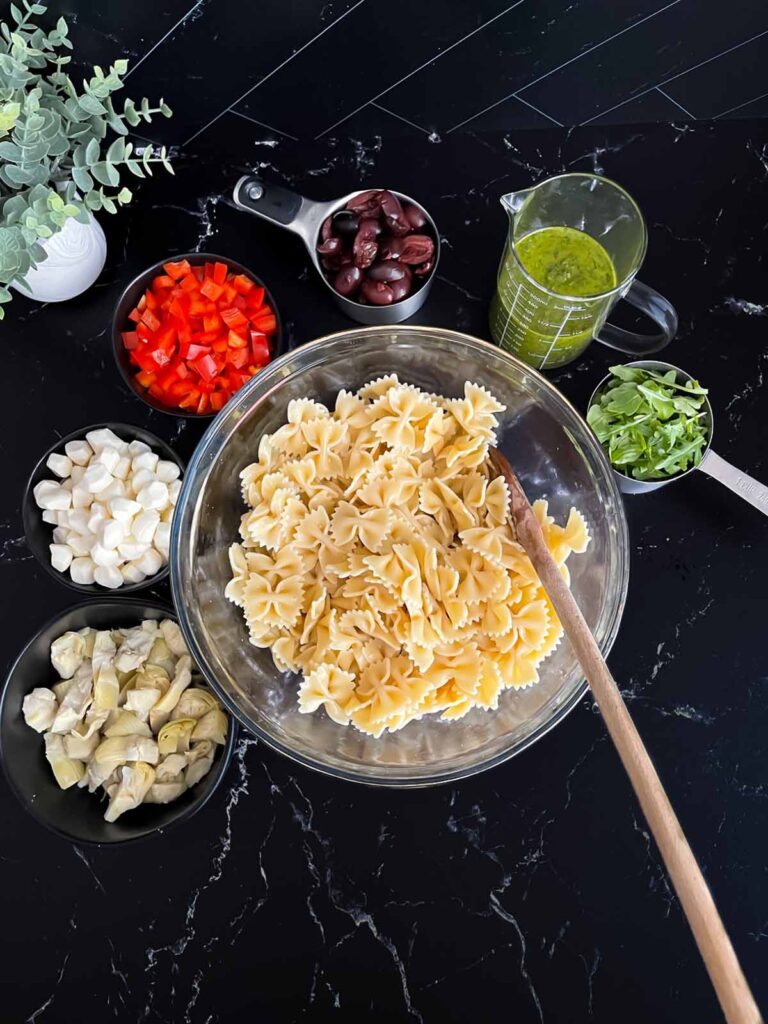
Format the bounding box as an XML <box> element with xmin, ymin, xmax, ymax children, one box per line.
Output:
<box><xmin>2</xmin><ymin>116</ymin><xmax>767</xmax><ymax>1024</ymax></box>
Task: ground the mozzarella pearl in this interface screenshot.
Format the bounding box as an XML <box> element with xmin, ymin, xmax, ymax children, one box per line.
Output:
<box><xmin>70</xmin><ymin>556</ymin><xmax>96</xmax><ymax>585</ymax></box>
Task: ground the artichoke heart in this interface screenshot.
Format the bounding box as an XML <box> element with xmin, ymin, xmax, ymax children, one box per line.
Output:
<box><xmin>155</xmin><ymin>752</ymin><xmax>188</xmax><ymax>781</ymax></box>
<box><xmin>157</xmin><ymin>717</ymin><xmax>196</xmax><ymax>756</ymax></box>
<box><xmin>192</xmin><ymin>707</ymin><xmax>229</xmax><ymax>745</ymax></box>
<box><xmin>92</xmin><ymin>630</ymin><xmax>117</xmax><ymax>677</ymax></box>
<box><xmin>49</xmin><ymin>663</ymin><xmax>92</xmax><ymax>734</ymax></box>
<box><xmin>124</xmin><ymin>686</ymin><xmax>162</xmax><ymax>723</ymax></box>
<box><xmin>149</xmin><ymin>656</ymin><xmax>192</xmax><ymax>730</ymax></box>
<box><xmin>80</xmin><ymin>705</ymin><xmax>110</xmax><ymax>739</ymax></box>
<box><xmin>93</xmin><ymin>734</ymin><xmax>159</xmax><ymax>768</ymax></box>
<box><xmin>78</xmin><ymin>627</ymin><xmax>96</xmax><ymax>659</ymax></box>
<box><xmin>50</xmin><ymin>631</ymin><xmax>86</xmax><ymax>680</ymax></box>
<box><xmin>160</xmin><ymin>618</ymin><xmax>188</xmax><ymax>657</ymax></box>
<box><xmin>94</xmin><ymin>664</ymin><xmax>120</xmax><ymax>710</ymax></box>
<box><xmin>114</xmin><ymin>624</ymin><xmax>155</xmax><ymax>673</ymax></box>
<box><xmin>186</xmin><ymin>743</ymin><xmax>216</xmax><ymax>787</ymax></box>
<box><xmin>44</xmin><ymin>733</ymin><xmax>85</xmax><ymax>789</ymax></box>
<box><xmin>171</xmin><ymin>688</ymin><xmax>218</xmax><ymax>721</ymax></box>
<box><xmin>52</xmin><ymin>677</ymin><xmax>74</xmax><ymax>703</ymax></box>
<box><xmin>145</xmin><ymin>780</ymin><xmax>188</xmax><ymax>805</ymax></box>
<box><xmin>104</xmin><ymin>762</ymin><xmax>156</xmax><ymax>822</ymax></box>
<box><xmin>104</xmin><ymin>709</ymin><xmax>153</xmax><ymax>738</ymax></box>
<box><xmin>63</xmin><ymin>729</ymin><xmax>100</xmax><ymax>761</ymax></box>
<box><xmin>22</xmin><ymin>687</ymin><xmax>58</xmax><ymax>733</ymax></box>
<box><xmin>146</xmin><ymin>636</ymin><xmax>176</xmax><ymax>676</ymax></box>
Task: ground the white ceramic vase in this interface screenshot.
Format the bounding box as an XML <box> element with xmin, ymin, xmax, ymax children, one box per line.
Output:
<box><xmin>12</xmin><ymin>211</ymin><xmax>107</xmax><ymax>303</ymax></box>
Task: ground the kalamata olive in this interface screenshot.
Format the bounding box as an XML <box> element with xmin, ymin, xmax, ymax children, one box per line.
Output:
<box><xmin>399</xmin><ymin>234</ymin><xmax>435</xmax><ymax>265</ymax></box>
<box><xmin>368</xmin><ymin>260</ymin><xmax>406</xmax><ymax>282</ymax></box>
<box><xmin>414</xmin><ymin>258</ymin><xmax>434</xmax><ymax>277</ymax></box>
<box><xmin>378</xmin><ymin>190</ymin><xmax>410</xmax><ymax>236</ymax></box>
<box><xmin>320</xmin><ymin>253</ymin><xmax>342</xmax><ymax>271</ymax></box>
<box><xmin>316</xmin><ymin>236</ymin><xmax>342</xmax><ymax>256</ymax></box>
<box><xmin>353</xmin><ymin>218</ymin><xmax>380</xmax><ymax>268</ymax></box>
<box><xmin>389</xmin><ymin>265</ymin><xmax>413</xmax><ymax>302</ymax></box>
<box><xmin>379</xmin><ymin>235</ymin><xmax>404</xmax><ymax>261</ymax></box>
<box><xmin>360</xmin><ymin>279</ymin><xmax>394</xmax><ymax>305</ymax></box>
<box><xmin>332</xmin><ymin>209</ymin><xmax>360</xmax><ymax>238</ymax></box>
<box><xmin>404</xmin><ymin>203</ymin><xmax>427</xmax><ymax>230</ymax></box>
<box><xmin>321</xmin><ymin>216</ymin><xmax>333</xmax><ymax>241</ymax></box>
<box><xmin>333</xmin><ymin>264</ymin><xmax>363</xmax><ymax>297</ymax></box>
<box><xmin>347</xmin><ymin>190</ymin><xmax>381</xmax><ymax>215</ymax></box>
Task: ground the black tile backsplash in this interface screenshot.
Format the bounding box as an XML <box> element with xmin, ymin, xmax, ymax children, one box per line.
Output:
<box><xmin>59</xmin><ymin>0</ymin><xmax>767</xmax><ymax>147</ymax></box>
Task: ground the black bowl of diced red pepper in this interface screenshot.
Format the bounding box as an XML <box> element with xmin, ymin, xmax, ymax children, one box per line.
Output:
<box><xmin>111</xmin><ymin>252</ymin><xmax>283</xmax><ymax>418</ymax></box>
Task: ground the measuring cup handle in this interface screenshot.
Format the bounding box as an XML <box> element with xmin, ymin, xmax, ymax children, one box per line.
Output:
<box><xmin>698</xmin><ymin>450</ymin><xmax>768</xmax><ymax>518</ymax></box>
<box><xmin>232</xmin><ymin>174</ymin><xmax>330</xmax><ymax>247</ymax></box>
<box><xmin>596</xmin><ymin>279</ymin><xmax>678</xmax><ymax>356</ymax></box>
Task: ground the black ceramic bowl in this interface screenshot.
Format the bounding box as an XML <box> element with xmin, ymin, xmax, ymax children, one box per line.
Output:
<box><xmin>111</xmin><ymin>251</ymin><xmax>284</xmax><ymax>419</ymax></box>
<box><xmin>0</xmin><ymin>600</ymin><xmax>236</xmax><ymax>845</ymax></box>
<box><xmin>23</xmin><ymin>422</ymin><xmax>185</xmax><ymax>595</ymax></box>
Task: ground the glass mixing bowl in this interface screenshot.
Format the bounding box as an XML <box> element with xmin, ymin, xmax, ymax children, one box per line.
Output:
<box><xmin>171</xmin><ymin>326</ymin><xmax>629</xmax><ymax>786</ymax></box>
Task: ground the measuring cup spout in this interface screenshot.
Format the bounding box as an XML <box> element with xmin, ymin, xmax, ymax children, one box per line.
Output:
<box><xmin>500</xmin><ymin>189</ymin><xmax>533</xmax><ymax>219</ymax></box>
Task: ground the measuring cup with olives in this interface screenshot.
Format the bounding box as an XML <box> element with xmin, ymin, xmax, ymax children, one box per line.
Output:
<box><xmin>233</xmin><ymin>177</ymin><xmax>439</xmax><ymax>325</ymax></box>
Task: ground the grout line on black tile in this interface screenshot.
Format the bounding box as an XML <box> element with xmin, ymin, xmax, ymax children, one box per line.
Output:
<box><xmin>510</xmin><ymin>94</ymin><xmax>562</xmax><ymax>127</ymax></box>
<box><xmin>655</xmin><ymin>87</ymin><xmax>695</xmax><ymax>119</ymax></box>
<box><xmin>125</xmin><ymin>0</ymin><xmax>205</xmax><ymax>79</ymax></box>
<box><xmin>582</xmin><ymin>27</ymin><xmax>768</xmax><ymax>126</ymax></box>
<box><xmin>370</xmin><ymin>102</ymin><xmax>434</xmax><ymax>137</ymax></box>
<box><xmin>446</xmin><ymin>0</ymin><xmax>682</xmax><ymax>134</ymax></box>
<box><xmin>713</xmin><ymin>89</ymin><xmax>768</xmax><ymax>120</ymax></box>
<box><xmin>227</xmin><ymin>107</ymin><xmax>299</xmax><ymax>141</ymax></box>
<box><xmin>518</xmin><ymin>0</ymin><xmax>682</xmax><ymax>95</ymax></box>
<box><xmin>183</xmin><ymin>0</ymin><xmax>367</xmax><ymax>147</ymax></box>
<box><xmin>661</xmin><ymin>26</ymin><xmax>768</xmax><ymax>88</ymax></box>
<box><xmin>313</xmin><ymin>0</ymin><xmax>527</xmax><ymax>139</ymax></box>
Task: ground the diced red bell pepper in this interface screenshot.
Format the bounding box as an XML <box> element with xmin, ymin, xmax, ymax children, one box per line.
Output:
<box><xmin>213</xmin><ymin>261</ymin><xmax>228</xmax><ymax>284</ymax></box>
<box><xmin>164</xmin><ymin>259</ymin><xmax>192</xmax><ymax>280</ymax></box>
<box><xmin>200</xmin><ymin>279</ymin><xmax>223</xmax><ymax>301</ymax></box>
<box><xmin>250</xmin><ymin>312</ymin><xmax>277</xmax><ymax>335</ymax></box>
<box><xmin>121</xmin><ymin>331</ymin><xmax>140</xmax><ymax>350</ymax></box>
<box><xmin>250</xmin><ymin>332</ymin><xmax>270</xmax><ymax>364</ymax></box>
<box><xmin>191</xmin><ymin>353</ymin><xmax>218</xmax><ymax>383</ymax></box>
<box><xmin>232</xmin><ymin>274</ymin><xmax>254</xmax><ymax>294</ymax></box>
<box><xmin>141</xmin><ymin>308</ymin><xmax>161</xmax><ymax>332</ymax></box>
<box><xmin>220</xmin><ymin>307</ymin><xmax>249</xmax><ymax>331</ymax></box>
<box><xmin>186</xmin><ymin>343</ymin><xmax>210</xmax><ymax>360</ymax></box>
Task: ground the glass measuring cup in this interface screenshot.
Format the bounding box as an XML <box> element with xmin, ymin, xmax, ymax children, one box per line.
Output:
<box><xmin>489</xmin><ymin>173</ymin><xmax>677</xmax><ymax>370</ymax></box>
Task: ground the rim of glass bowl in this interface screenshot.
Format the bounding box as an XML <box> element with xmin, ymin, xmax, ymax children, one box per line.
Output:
<box><xmin>170</xmin><ymin>325</ymin><xmax>630</xmax><ymax>787</ymax></box>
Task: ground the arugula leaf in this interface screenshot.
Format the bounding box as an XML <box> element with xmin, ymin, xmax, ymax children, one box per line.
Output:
<box><xmin>588</xmin><ymin>365</ymin><xmax>710</xmax><ymax>481</ymax></box>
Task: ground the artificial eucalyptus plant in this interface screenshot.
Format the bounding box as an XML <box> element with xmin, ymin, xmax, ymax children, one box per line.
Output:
<box><xmin>0</xmin><ymin>0</ymin><xmax>174</xmax><ymax>318</ymax></box>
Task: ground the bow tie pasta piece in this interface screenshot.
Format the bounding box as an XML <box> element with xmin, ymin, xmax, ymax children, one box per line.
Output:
<box><xmin>226</xmin><ymin>378</ymin><xmax>590</xmax><ymax>735</ymax></box>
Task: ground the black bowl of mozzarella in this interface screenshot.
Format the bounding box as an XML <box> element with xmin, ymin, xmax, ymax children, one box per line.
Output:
<box><xmin>22</xmin><ymin>423</ymin><xmax>185</xmax><ymax>595</ymax></box>
<box><xmin>0</xmin><ymin>600</ymin><xmax>236</xmax><ymax>845</ymax></box>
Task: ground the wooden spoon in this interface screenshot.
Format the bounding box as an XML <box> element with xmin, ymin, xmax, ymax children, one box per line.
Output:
<box><xmin>489</xmin><ymin>448</ymin><xmax>761</xmax><ymax>1024</ymax></box>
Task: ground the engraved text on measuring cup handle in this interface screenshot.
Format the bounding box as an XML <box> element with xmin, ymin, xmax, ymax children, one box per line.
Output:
<box><xmin>596</xmin><ymin>279</ymin><xmax>678</xmax><ymax>356</ymax></box>
<box><xmin>699</xmin><ymin>450</ymin><xmax>768</xmax><ymax>517</ymax></box>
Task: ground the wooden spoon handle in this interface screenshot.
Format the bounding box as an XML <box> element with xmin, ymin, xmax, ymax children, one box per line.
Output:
<box><xmin>490</xmin><ymin>449</ymin><xmax>762</xmax><ymax>1024</ymax></box>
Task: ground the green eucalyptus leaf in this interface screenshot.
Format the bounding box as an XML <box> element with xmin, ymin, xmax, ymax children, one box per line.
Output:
<box><xmin>78</xmin><ymin>92</ymin><xmax>105</xmax><ymax>116</ymax></box>
<box><xmin>71</xmin><ymin>165</ymin><xmax>92</xmax><ymax>192</ymax></box>
<box><xmin>106</xmin><ymin>136</ymin><xmax>125</xmax><ymax>163</ymax></box>
<box><xmin>84</xmin><ymin>136</ymin><xmax>100</xmax><ymax>164</ymax></box>
<box><xmin>91</xmin><ymin>160</ymin><xmax>118</xmax><ymax>186</ymax></box>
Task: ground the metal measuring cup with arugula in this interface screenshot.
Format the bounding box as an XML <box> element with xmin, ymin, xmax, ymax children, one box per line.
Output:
<box><xmin>587</xmin><ymin>360</ymin><xmax>768</xmax><ymax>516</ymax></box>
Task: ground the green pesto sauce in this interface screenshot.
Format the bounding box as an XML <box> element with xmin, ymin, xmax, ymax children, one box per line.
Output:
<box><xmin>489</xmin><ymin>226</ymin><xmax>619</xmax><ymax>368</ymax></box>
<box><xmin>516</xmin><ymin>226</ymin><xmax>616</xmax><ymax>297</ymax></box>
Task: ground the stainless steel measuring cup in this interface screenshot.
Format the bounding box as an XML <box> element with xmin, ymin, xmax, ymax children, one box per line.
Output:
<box><xmin>232</xmin><ymin>175</ymin><xmax>439</xmax><ymax>326</ymax></box>
<box><xmin>589</xmin><ymin>359</ymin><xmax>768</xmax><ymax>516</ymax></box>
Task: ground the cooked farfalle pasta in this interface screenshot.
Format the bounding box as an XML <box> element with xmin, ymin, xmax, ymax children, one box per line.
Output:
<box><xmin>226</xmin><ymin>378</ymin><xmax>590</xmax><ymax>737</ymax></box>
